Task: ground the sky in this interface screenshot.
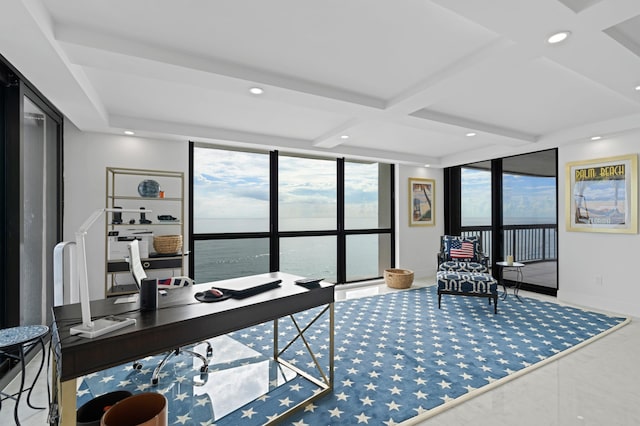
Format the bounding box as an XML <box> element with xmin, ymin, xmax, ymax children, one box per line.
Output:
<box><xmin>461</xmin><ymin>168</ymin><xmax>557</xmax><ymax>225</ymax></box>
<box><xmin>193</xmin><ymin>148</ymin><xmax>381</xmax><ymax>225</ymax></box>
<box><xmin>193</xmin><ymin>148</ymin><xmax>558</xmax><ymax>230</ymax></box>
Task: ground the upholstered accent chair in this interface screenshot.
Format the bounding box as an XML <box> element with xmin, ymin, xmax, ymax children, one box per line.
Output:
<box><xmin>436</xmin><ymin>235</ymin><xmax>498</xmax><ymax>313</ymax></box>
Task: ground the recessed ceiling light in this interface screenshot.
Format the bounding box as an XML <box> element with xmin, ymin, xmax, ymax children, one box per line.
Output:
<box><xmin>547</xmin><ymin>31</ymin><xmax>571</xmax><ymax>44</ymax></box>
<box><xmin>635</xmin><ymin>85</ymin><xmax>640</xmax><ymax>91</ymax></box>
<box><xmin>124</xmin><ymin>130</ymin><xmax>135</xmax><ymax>135</ymax></box>
<box><xmin>591</xmin><ymin>136</ymin><xmax>602</xmax><ymax>141</ymax></box>
<box><xmin>466</xmin><ymin>132</ymin><xmax>476</xmax><ymax>137</ymax></box>
<box><xmin>249</xmin><ymin>87</ymin><xmax>264</xmax><ymax>95</ymax></box>
<box><xmin>340</xmin><ymin>135</ymin><xmax>349</xmax><ymax>140</ymax></box>
<box><xmin>424</xmin><ymin>164</ymin><xmax>431</xmax><ymax>168</ymax></box>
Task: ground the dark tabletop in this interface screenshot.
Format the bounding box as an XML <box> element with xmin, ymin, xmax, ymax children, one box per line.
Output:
<box><xmin>52</xmin><ymin>272</ymin><xmax>334</xmax><ymax>381</ymax></box>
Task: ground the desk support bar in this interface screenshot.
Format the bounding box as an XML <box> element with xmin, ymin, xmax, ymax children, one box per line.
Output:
<box><xmin>271</xmin><ymin>303</ymin><xmax>334</xmax><ymax>424</ymax></box>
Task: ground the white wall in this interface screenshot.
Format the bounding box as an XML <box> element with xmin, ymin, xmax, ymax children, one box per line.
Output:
<box><xmin>64</xmin><ymin>124</ymin><xmax>189</xmax><ymax>300</ymax></box>
<box><xmin>396</xmin><ymin>165</ymin><xmax>444</xmax><ymax>280</ymax></box>
<box><xmin>558</xmin><ymin>133</ymin><xmax>640</xmax><ymax>317</ymax></box>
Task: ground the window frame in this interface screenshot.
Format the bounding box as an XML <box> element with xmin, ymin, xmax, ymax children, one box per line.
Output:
<box><xmin>189</xmin><ymin>143</ymin><xmax>395</xmax><ymax>284</ymax></box>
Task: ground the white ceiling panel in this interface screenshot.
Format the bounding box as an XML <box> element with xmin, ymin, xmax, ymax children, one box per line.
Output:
<box><xmin>422</xmin><ymin>56</ymin><xmax>639</xmax><ymax>136</ymax></box>
<box><xmin>3</xmin><ymin>0</ymin><xmax>640</xmax><ymax>167</ymax></box>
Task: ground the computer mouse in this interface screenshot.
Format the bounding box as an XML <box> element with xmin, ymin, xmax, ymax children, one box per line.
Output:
<box><xmin>194</xmin><ymin>288</ymin><xmax>228</xmax><ymax>303</ymax></box>
<box><xmin>206</xmin><ymin>288</ymin><xmax>223</xmax><ymax>299</ymax></box>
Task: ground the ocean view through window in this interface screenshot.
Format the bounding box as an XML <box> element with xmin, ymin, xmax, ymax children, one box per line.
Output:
<box><xmin>191</xmin><ymin>144</ymin><xmax>394</xmax><ymax>283</ymax></box>
<box><xmin>454</xmin><ymin>150</ymin><xmax>558</xmax><ymax>293</ymax></box>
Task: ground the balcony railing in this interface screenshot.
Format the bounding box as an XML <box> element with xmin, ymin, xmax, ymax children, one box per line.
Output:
<box><xmin>461</xmin><ymin>224</ymin><xmax>557</xmax><ymax>265</ymax></box>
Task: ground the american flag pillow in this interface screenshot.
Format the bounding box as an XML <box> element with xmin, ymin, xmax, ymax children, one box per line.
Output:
<box><xmin>449</xmin><ymin>240</ymin><xmax>475</xmax><ymax>259</ymax></box>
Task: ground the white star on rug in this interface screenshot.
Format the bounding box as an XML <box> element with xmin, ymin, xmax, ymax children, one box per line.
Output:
<box><xmin>279</xmin><ymin>397</ymin><xmax>294</xmax><ymax>407</ymax></box>
<box><xmin>175</xmin><ymin>414</ymin><xmax>191</xmax><ymax>424</ymax></box>
<box><xmin>360</xmin><ymin>396</ymin><xmax>375</xmax><ymax>406</ymax></box>
<box><xmin>438</xmin><ymin>380</ymin><xmax>451</xmax><ymax>389</ymax></box>
<box><xmin>175</xmin><ymin>392</ymin><xmax>189</xmax><ymax>401</ymax></box>
<box><xmin>355</xmin><ymin>412</ymin><xmax>372</xmax><ymax>423</ymax></box>
<box><xmin>386</xmin><ymin>401</ymin><xmax>402</xmax><ymax>411</ymax></box>
<box><xmin>241</xmin><ymin>408</ymin><xmax>257</xmax><ymax>419</ymax></box>
<box><xmin>328</xmin><ymin>407</ymin><xmax>344</xmax><ymax>418</ymax></box>
<box><xmin>195</xmin><ymin>396</ymin><xmax>209</xmax><ymax>407</ymax></box>
<box><xmin>440</xmin><ymin>394</ymin><xmax>455</xmax><ymax>403</ymax></box>
<box><xmin>413</xmin><ymin>390</ymin><xmax>428</xmax><ymax>399</ymax></box>
<box><xmin>335</xmin><ymin>392</ymin><xmax>350</xmax><ymax>401</ymax></box>
<box><xmin>99</xmin><ymin>375</ymin><xmax>114</xmax><ymax>383</ymax></box>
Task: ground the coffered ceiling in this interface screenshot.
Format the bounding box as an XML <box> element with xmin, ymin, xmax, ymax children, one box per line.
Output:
<box><xmin>2</xmin><ymin>0</ymin><xmax>640</xmax><ymax>167</ymax></box>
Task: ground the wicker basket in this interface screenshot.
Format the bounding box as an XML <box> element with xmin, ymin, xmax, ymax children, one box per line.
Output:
<box><xmin>384</xmin><ymin>268</ymin><xmax>414</xmax><ymax>289</ymax></box>
<box><xmin>153</xmin><ymin>235</ymin><xmax>182</xmax><ymax>254</ymax></box>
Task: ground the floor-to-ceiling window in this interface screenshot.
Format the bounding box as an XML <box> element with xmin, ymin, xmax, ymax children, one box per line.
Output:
<box><xmin>190</xmin><ymin>143</ymin><xmax>394</xmax><ymax>284</ymax></box>
<box><xmin>0</xmin><ymin>55</ymin><xmax>63</xmax><ymax>384</ymax></box>
<box><xmin>445</xmin><ymin>149</ymin><xmax>558</xmax><ymax>295</ymax></box>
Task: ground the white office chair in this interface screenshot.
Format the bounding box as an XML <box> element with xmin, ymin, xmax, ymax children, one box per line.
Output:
<box><xmin>128</xmin><ymin>239</ymin><xmax>212</xmax><ymax>385</ymax></box>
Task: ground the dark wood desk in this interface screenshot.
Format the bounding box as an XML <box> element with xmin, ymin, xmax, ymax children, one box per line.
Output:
<box><xmin>52</xmin><ymin>272</ymin><xmax>334</xmax><ymax>425</ymax></box>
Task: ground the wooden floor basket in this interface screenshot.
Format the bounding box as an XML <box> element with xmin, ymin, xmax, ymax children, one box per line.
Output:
<box><xmin>153</xmin><ymin>235</ymin><xmax>182</xmax><ymax>255</ymax></box>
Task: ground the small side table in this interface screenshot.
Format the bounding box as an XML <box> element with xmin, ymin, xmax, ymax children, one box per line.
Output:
<box><xmin>0</xmin><ymin>324</ymin><xmax>49</xmax><ymax>425</ymax></box>
<box><xmin>496</xmin><ymin>261</ymin><xmax>525</xmax><ymax>301</ymax></box>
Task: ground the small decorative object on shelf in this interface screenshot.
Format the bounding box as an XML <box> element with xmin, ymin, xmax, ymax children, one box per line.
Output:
<box><xmin>137</xmin><ymin>179</ymin><xmax>160</xmax><ymax>197</ymax></box>
<box><xmin>139</xmin><ymin>207</ymin><xmax>152</xmax><ymax>224</ymax></box>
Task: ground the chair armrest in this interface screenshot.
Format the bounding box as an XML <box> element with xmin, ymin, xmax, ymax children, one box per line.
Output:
<box><xmin>477</xmin><ymin>254</ymin><xmax>489</xmax><ymax>267</ymax></box>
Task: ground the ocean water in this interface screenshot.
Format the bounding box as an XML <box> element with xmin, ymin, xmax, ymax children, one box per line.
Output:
<box><xmin>194</xmin><ymin>217</ymin><xmax>557</xmax><ymax>284</ymax></box>
<box><xmin>193</xmin><ymin>218</ymin><xmax>385</xmax><ymax>283</ymax></box>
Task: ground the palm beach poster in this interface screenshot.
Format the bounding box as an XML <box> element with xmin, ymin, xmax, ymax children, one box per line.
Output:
<box><xmin>566</xmin><ymin>154</ymin><xmax>637</xmax><ymax>233</ymax></box>
<box><xmin>409</xmin><ymin>178</ymin><xmax>435</xmax><ymax>226</ymax></box>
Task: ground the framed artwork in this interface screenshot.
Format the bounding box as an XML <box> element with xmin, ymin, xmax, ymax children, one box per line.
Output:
<box><xmin>566</xmin><ymin>154</ymin><xmax>637</xmax><ymax>233</ymax></box>
<box><xmin>409</xmin><ymin>178</ymin><xmax>435</xmax><ymax>226</ymax></box>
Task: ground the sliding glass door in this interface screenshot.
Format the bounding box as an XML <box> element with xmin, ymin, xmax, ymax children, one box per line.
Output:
<box><xmin>445</xmin><ymin>149</ymin><xmax>558</xmax><ymax>295</ymax></box>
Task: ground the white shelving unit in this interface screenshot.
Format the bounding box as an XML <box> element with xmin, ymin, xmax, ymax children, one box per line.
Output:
<box><xmin>105</xmin><ymin>167</ymin><xmax>185</xmax><ymax>297</ymax></box>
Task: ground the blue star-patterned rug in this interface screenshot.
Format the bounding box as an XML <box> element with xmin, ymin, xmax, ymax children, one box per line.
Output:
<box><xmin>77</xmin><ymin>286</ymin><xmax>628</xmax><ymax>425</ymax></box>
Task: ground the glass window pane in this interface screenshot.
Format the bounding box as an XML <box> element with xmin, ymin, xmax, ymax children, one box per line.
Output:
<box><xmin>194</xmin><ymin>239</ymin><xmax>269</xmax><ymax>282</ymax></box>
<box><xmin>193</xmin><ymin>147</ymin><xmax>269</xmax><ymax>233</ymax></box>
<box><xmin>346</xmin><ymin>234</ymin><xmax>391</xmax><ymax>281</ymax></box>
<box><xmin>461</xmin><ymin>167</ymin><xmax>492</xmax><ymax>227</ymax></box>
<box><xmin>502</xmin><ymin>173</ymin><xmax>556</xmax><ymax>225</ymax></box>
<box><xmin>345</xmin><ymin>162</ymin><xmax>391</xmax><ymax>229</ymax></box>
<box><xmin>280</xmin><ymin>236</ymin><xmax>336</xmax><ymax>282</ymax></box>
<box><xmin>279</xmin><ymin>156</ymin><xmax>336</xmax><ymax>231</ymax></box>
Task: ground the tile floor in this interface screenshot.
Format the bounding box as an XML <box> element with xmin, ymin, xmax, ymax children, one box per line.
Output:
<box><xmin>3</xmin><ymin>279</ymin><xmax>639</xmax><ymax>426</ymax></box>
